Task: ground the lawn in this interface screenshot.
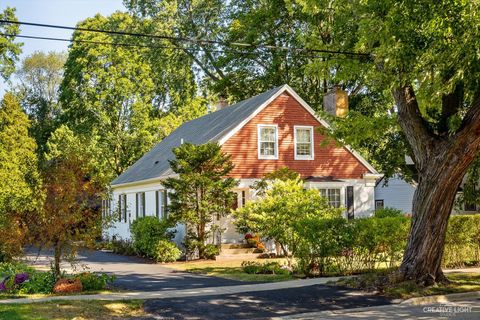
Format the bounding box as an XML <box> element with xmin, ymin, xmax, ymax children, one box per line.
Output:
<box><xmin>166</xmin><ymin>258</ymin><xmax>295</xmax><ymax>282</ymax></box>
<box><xmin>0</xmin><ymin>300</ymin><xmax>145</xmax><ymax>320</ymax></box>
<box><xmin>331</xmin><ymin>271</ymin><xmax>480</xmax><ymax>299</ymax></box>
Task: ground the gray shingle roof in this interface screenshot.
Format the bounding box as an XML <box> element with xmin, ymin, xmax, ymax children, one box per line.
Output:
<box><xmin>111</xmin><ymin>85</ymin><xmax>285</xmax><ymax>186</ymax></box>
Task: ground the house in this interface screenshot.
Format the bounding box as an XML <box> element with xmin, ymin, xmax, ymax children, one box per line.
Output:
<box><xmin>104</xmin><ymin>85</ymin><xmax>383</xmax><ymax>245</ymax></box>
<box><xmin>375</xmin><ymin>174</ymin><xmax>479</xmax><ymax>215</ymax></box>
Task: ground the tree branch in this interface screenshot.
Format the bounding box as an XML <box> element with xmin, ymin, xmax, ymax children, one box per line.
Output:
<box><xmin>393</xmin><ymin>86</ymin><xmax>438</xmax><ymax>170</ymax></box>
<box><xmin>439</xmin><ymin>82</ymin><xmax>464</xmax><ymax>134</ymax></box>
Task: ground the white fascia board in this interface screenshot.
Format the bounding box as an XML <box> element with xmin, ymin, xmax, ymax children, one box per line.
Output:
<box><xmin>111</xmin><ymin>173</ymin><xmax>179</xmax><ymax>190</ymax></box>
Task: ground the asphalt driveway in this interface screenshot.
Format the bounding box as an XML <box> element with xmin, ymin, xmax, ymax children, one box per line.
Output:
<box><xmin>143</xmin><ymin>284</ymin><xmax>393</xmax><ymax>320</ymax></box>
<box><xmin>24</xmin><ymin>249</ymin><xmax>252</xmax><ymax>292</ymax></box>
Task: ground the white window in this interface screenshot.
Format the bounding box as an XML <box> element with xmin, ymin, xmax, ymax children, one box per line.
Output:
<box><xmin>136</xmin><ymin>192</ymin><xmax>145</xmax><ymax>218</ymax></box>
<box><xmin>319</xmin><ymin>188</ymin><xmax>342</xmax><ymax>208</ymax></box>
<box><xmin>258</xmin><ymin>125</ymin><xmax>278</xmax><ymax>159</ymax></box>
<box><xmin>294</xmin><ymin>126</ymin><xmax>314</xmax><ymax>160</ymax></box>
<box><xmin>156</xmin><ymin>190</ymin><xmax>168</xmax><ymax>219</ymax></box>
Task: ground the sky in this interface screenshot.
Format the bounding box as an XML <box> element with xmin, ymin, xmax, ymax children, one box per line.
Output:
<box><xmin>0</xmin><ymin>0</ymin><xmax>125</xmax><ymax>93</ymax></box>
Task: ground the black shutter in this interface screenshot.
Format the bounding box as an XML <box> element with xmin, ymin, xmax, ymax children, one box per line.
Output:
<box><xmin>346</xmin><ymin>186</ymin><xmax>354</xmax><ymax>220</ymax></box>
<box><xmin>155</xmin><ymin>191</ymin><xmax>159</xmax><ymax>219</ymax></box>
<box><xmin>118</xmin><ymin>195</ymin><xmax>122</xmax><ymax>221</ymax></box>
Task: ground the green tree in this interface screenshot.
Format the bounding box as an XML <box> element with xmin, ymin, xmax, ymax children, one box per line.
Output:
<box><xmin>36</xmin><ymin>126</ymin><xmax>105</xmax><ymax>277</ymax></box>
<box><xmin>0</xmin><ymin>93</ymin><xmax>41</xmax><ymax>261</ymax></box>
<box><xmin>294</xmin><ymin>0</ymin><xmax>480</xmax><ymax>284</ymax></box>
<box><xmin>60</xmin><ymin>12</ymin><xmax>202</xmax><ymax>181</ymax></box>
<box><xmin>162</xmin><ymin>142</ymin><xmax>238</xmax><ymax>259</ymax></box>
<box><xmin>15</xmin><ymin>51</ymin><xmax>66</xmax><ymax>160</ymax></box>
<box><xmin>0</xmin><ymin>7</ymin><xmax>22</xmax><ymax>80</ymax></box>
<box><xmin>234</xmin><ymin>178</ymin><xmax>343</xmax><ymax>266</ymax></box>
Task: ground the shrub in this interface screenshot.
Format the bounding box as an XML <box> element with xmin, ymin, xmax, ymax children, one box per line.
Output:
<box><xmin>203</xmin><ymin>244</ymin><xmax>220</xmax><ymax>260</ymax></box>
<box><xmin>375</xmin><ymin>207</ymin><xmax>404</xmax><ymax>218</ymax></box>
<box><xmin>111</xmin><ymin>239</ymin><xmax>136</xmax><ymax>256</ymax></box>
<box><xmin>153</xmin><ymin>240</ymin><xmax>182</xmax><ymax>262</ymax></box>
<box><xmin>130</xmin><ymin>217</ymin><xmax>174</xmax><ymax>259</ymax></box>
<box><xmin>77</xmin><ymin>272</ymin><xmax>115</xmax><ymax>291</ymax></box>
<box><xmin>241</xmin><ymin>261</ymin><xmax>290</xmax><ymax>275</ymax></box>
<box><xmin>20</xmin><ymin>270</ymin><xmax>56</xmax><ymax>294</ymax></box>
<box><xmin>444</xmin><ymin>215</ymin><xmax>480</xmax><ymax>267</ymax></box>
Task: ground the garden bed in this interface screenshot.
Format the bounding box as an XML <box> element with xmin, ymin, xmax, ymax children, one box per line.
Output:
<box><xmin>166</xmin><ymin>258</ymin><xmax>295</xmax><ymax>282</ymax></box>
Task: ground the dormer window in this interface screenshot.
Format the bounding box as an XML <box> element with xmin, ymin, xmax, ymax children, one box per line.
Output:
<box><xmin>294</xmin><ymin>126</ymin><xmax>314</xmax><ymax>160</ymax></box>
<box><xmin>258</xmin><ymin>124</ymin><xmax>278</xmax><ymax>159</ymax></box>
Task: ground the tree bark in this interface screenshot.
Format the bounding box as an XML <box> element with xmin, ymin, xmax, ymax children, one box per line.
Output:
<box><xmin>54</xmin><ymin>243</ymin><xmax>62</xmax><ymax>279</ymax></box>
<box><xmin>394</xmin><ymin>86</ymin><xmax>480</xmax><ymax>285</ymax></box>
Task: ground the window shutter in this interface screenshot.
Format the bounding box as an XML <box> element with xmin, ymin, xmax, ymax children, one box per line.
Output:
<box><xmin>155</xmin><ymin>191</ymin><xmax>159</xmax><ymax>219</ymax></box>
<box><xmin>346</xmin><ymin>186</ymin><xmax>354</xmax><ymax>219</ymax></box>
<box><xmin>118</xmin><ymin>195</ymin><xmax>122</xmax><ymax>222</ymax></box>
<box><xmin>136</xmin><ymin>193</ymin><xmax>139</xmax><ymax>219</ymax></box>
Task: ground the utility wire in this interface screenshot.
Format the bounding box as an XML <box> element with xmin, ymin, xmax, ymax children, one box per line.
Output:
<box><xmin>0</xmin><ymin>19</ymin><xmax>372</xmax><ymax>58</ymax></box>
<box><xmin>0</xmin><ymin>32</ymin><xmax>361</xmax><ymax>62</ymax></box>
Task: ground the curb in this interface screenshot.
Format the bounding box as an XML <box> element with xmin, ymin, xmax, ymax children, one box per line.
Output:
<box><xmin>401</xmin><ymin>290</ymin><xmax>480</xmax><ymax>305</ymax></box>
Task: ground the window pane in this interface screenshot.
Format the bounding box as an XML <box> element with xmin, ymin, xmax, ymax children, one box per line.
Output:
<box><xmin>260</xmin><ymin>141</ymin><xmax>275</xmax><ymax>155</ymax></box>
<box><xmin>261</xmin><ymin>127</ymin><xmax>275</xmax><ymax>142</ymax></box>
<box><xmin>297</xmin><ymin>128</ymin><xmax>311</xmax><ymax>143</ymax></box>
<box><xmin>296</xmin><ymin>143</ymin><xmax>311</xmax><ymax>156</ymax></box>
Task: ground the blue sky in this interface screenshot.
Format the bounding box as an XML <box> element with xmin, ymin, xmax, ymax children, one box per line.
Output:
<box><xmin>1</xmin><ymin>0</ymin><xmax>125</xmax><ymax>92</ymax></box>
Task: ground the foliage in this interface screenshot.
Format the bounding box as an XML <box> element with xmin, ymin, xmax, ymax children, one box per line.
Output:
<box><xmin>295</xmin><ymin>216</ymin><xmax>410</xmax><ymax>276</ymax></box>
<box><xmin>0</xmin><ymin>7</ymin><xmax>22</xmax><ymax>80</ymax></box>
<box><xmin>252</xmin><ymin>167</ymin><xmax>300</xmax><ymax>196</ymax></box>
<box><xmin>234</xmin><ymin>178</ymin><xmax>343</xmax><ymax>265</ymax></box>
<box><xmin>15</xmin><ymin>51</ymin><xmax>66</xmax><ymax>160</ymax></box>
<box><xmin>444</xmin><ymin>215</ymin><xmax>480</xmax><ymax>268</ymax></box>
<box><xmin>18</xmin><ymin>270</ymin><xmax>56</xmax><ymax>294</ymax></box>
<box><xmin>77</xmin><ymin>272</ymin><xmax>115</xmax><ymax>291</ymax></box>
<box><xmin>241</xmin><ymin>261</ymin><xmax>291</xmax><ymax>275</ymax></box>
<box><xmin>153</xmin><ymin>240</ymin><xmax>182</xmax><ymax>263</ymax></box>
<box><xmin>374</xmin><ymin>207</ymin><xmax>404</xmax><ymax>219</ymax></box>
<box><xmin>203</xmin><ymin>244</ymin><xmax>220</xmax><ymax>260</ymax></box>
<box><xmin>59</xmin><ymin>12</ymin><xmax>204</xmax><ymax>182</ymax></box>
<box><xmin>34</xmin><ymin>126</ymin><xmax>105</xmax><ymax>278</ymax></box>
<box><xmin>108</xmin><ymin>239</ymin><xmax>136</xmax><ymax>256</ymax></box>
<box><xmin>163</xmin><ymin>142</ymin><xmax>238</xmax><ymax>259</ymax></box>
<box><xmin>0</xmin><ymin>93</ymin><xmax>41</xmax><ymax>261</ymax></box>
<box><xmin>130</xmin><ymin>216</ymin><xmax>175</xmax><ymax>259</ymax></box>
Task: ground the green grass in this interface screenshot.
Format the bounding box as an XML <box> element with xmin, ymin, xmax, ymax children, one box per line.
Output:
<box><xmin>331</xmin><ymin>271</ymin><xmax>480</xmax><ymax>299</ymax></box>
<box><xmin>166</xmin><ymin>258</ymin><xmax>295</xmax><ymax>282</ymax></box>
<box><xmin>0</xmin><ymin>300</ymin><xmax>145</xmax><ymax>320</ymax></box>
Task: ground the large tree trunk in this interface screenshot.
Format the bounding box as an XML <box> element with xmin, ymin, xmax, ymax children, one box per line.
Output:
<box><xmin>393</xmin><ymin>86</ymin><xmax>480</xmax><ymax>285</ymax></box>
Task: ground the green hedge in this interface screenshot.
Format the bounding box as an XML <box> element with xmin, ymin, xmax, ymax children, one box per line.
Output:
<box><xmin>444</xmin><ymin>215</ymin><xmax>480</xmax><ymax>268</ymax></box>
<box><xmin>130</xmin><ymin>217</ymin><xmax>181</xmax><ymax>262</ymax></box>
<box><xmin>294</xmin><ymin>214</ymin><xmax>480</xmax><ymax>276</ymax></box>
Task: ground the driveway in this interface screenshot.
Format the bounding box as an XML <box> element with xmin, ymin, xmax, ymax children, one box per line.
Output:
<box><xmin>143</xmin><ymin>285</ymin><xmax>393</xmax><ymax>320</ymax></box>
<box><xmin>24</xmin><ymin>249</ymin><xmax>395</xmax><ymax>319</ymax></box>
<box><xmin>24</xmin><ymin>249</ymin><xmax>253</xmax><ymax>292</ymax></box>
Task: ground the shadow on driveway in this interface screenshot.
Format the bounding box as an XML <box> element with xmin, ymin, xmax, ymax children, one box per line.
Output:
<box><xmin>144</xmin><ymin>284</ymin><xmax>393</xmax><ymax>320</ymax></box>
<box><xmin>24</xmin><ymin>248</ymin><xmax>255</xmax><ymax>292</ymax></box>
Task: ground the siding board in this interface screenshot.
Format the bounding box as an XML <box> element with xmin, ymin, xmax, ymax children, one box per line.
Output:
<box><xmin>222</xmin><ymin>93</ymin><xmax>370</xmax><ymax>179</ymax></box>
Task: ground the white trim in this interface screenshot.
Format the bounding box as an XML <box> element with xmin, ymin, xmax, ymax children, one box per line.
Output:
<box><xmin>294</xmin><ymin>125</ymin><xmax>314</xmax><ymax>160</ymax></box>
<box><xmin>257</xmin><ymin>124</ymin><xmax>279</xmax><ymax>160</ymax></box>
<box><xmin>217</xmin><ymin>84</ymin><xmax>379</xmax><ymax>174</ymax></box>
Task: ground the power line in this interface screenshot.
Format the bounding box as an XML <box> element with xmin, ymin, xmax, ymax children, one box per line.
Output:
<box><xmin>0</xmin><ymin>19</ymin><xmax>372</xmax><ymax>58</ymax></box>
<box><xmin>0</xmin><ymin>32</ymin><xmax>361</xmax><ymax>63</ymax></box>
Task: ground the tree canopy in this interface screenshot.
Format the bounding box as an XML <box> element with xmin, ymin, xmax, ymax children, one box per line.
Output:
<box><xmin>0</xmin><ymin>7</ymin><xmax>22</xmax><ymax>80</ymax></box>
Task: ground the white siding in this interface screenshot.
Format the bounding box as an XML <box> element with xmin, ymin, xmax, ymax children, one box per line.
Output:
<box><xmin>375</xmin><ymin>177</ymin><xmax>415</xmax><ymax>214</ymax></box>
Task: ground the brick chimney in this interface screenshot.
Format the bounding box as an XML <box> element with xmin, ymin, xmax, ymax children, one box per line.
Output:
<box><xmin>215</xmin><ymin>96</ymin><xmax>228</xmax><ymax>111</ymax></box>
<box><xmin>323</xmin><ymin>86</ymin><xmax>349</xmax><ymax>117</ymax></box>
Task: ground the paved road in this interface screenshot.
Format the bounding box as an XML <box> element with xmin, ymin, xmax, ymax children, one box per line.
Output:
<box><xmin>143</xmin><ymin>284</ymin><xmax>392</xmax><ymax>320</ymax></box>
<box><xmin>279</xmin><ymin>300</ymin><xmax>480</xmax><ymax>320</ymax></box>
<box><xmin>24</xmin><ymin>249</ymin><xmax>253</xmax><ymax>292</ymax></box>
